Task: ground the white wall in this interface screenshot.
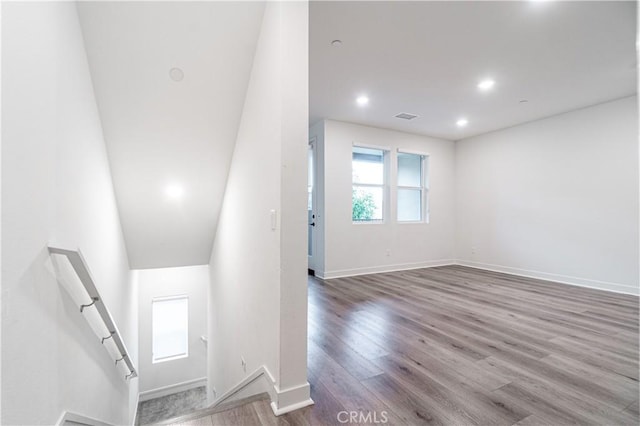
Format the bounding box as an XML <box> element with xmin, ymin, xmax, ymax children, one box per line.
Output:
<box><xmin>208</xmin><ymin>0</ymin><xmax>311</xmax><ymax>414</ymax></box>
<box><xmin>320</xmin><ymin>120</ymin><xmax>456</xmax><ymax>278</ymax></box>
<box><xmin>137</xmin><ymin>266</ymin><xmax>208</xmax><ymax>396</ymax></box>
<box><xmin>1</xmin><ymin>2</ymin><xmax>138</xmax><ymax>425</ymax></box>
<box><xmin>276</xmin><ymin>1</ymin><xmax>310</xmax><ymax>406</ymax></box>
<box><xmin>456</xmin><ymin>96</ymin><xmax>639</xmax><ymax>294</ymax></box>
<box><xmin>1</xmin><ymin>0</ymin><xmax>4</xmax><ymax>420</ymax></box>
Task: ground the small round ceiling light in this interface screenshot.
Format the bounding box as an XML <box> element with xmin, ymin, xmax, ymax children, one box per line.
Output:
<box><xmin>169</xmin><ymin>68</ymin><xmax>184</xmax><ymax>82</ymax></box>
<box><xmin>356</xmin><ymin>95</ymin><xmax>369</xmax><ymax>106</ymax></box>
<box><xmin>477</xmin><ymin>79</ymin><xmax>495</xmax><ymax>91</ymax></box>
<box><xmin>519</xmin><ymin>99</ymin><xmax>529</xmax><ymax>104</ymax></box>
<box><xmin>456</xmin><ymin>118</ymin><xmax>469</xmax><ymax>127</ymax></box>
<box><xmin>165</xmin><ymin>184</ymin><xmax>184</xmax><ymax>200</ymax></box>
<box><xmin>331</xmin><ymin>39</ymin><xmax>343</xmax><ymax>47</ymax></box>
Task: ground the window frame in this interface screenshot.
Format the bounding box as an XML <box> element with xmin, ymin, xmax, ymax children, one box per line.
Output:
<box><xmin>396</xmin><ymin>149</ymin><xmax>429</xmax><ymax>224</ymax></box>
<box><xmin>151</xmin><ymin>295</ymin><xmax>189</xmax><ymax>364</ymax></box>
<box><xmin>351</xmin><ymin>144</ymin><xmax>390</xmax><ymax>225</ymax></box>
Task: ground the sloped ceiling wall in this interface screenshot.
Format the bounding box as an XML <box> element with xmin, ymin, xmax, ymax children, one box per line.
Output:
<box><xmin>78</xmin><ymin>2</ymin><xmax>265</xmax><ymax>268</ymax></box>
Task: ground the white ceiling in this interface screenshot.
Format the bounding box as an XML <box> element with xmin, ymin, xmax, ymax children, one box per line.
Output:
<box><xmin>75</xmin><ymin>1</ymin><xmax>635</xmax><ymax>269</ymax></box>
<box><xmin>78</xmin><ymin>2</ymin><xmax>265</xmax><ymax>269</ymax></box>
<box><xmin>310</xmin><ymin>1</ymin><xmax>637</xmax><ymax>140</ymax></box>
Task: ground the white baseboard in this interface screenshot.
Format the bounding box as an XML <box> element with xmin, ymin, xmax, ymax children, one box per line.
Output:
<box><xmin>320</xmin><ymin>259</ymin><xmax>456</xmax><ymax>280</ymax></box>
<box><xmin>211</xmin><ymin>366</ymin><xmax>313</xmax><ymax>416</ymax></box>
<box><xmin>212</xmin><ymin>366</ymin><xmax>276</xmax><ymax>407</ymax></box>
<box><xmin>139</xmin><ymin>377</ymin><xmax>207</xmax><ymax>402</ymax></box>
<box><xmin>271</xmin><ymin>398</ymin><xmax>314</xmax><ymax>416</ymax></box>
<box><xmin>455</xmin><ymin>259</ymin><xmax>639</xmax><ymax>296</ymax></box>
<box><xmin>319</xmin><ymin>258</ymin><xmax>638</xmax><ymax>296</ymax></box>
<box><xmin>56</xmin><ymin>411</ymin><xmax>113</xmax><ymax>426</ymax></box>
<box><xmin>271</xmin><ymin>382</ymin><xmax>314</xmax><ymax>415</ymax></box>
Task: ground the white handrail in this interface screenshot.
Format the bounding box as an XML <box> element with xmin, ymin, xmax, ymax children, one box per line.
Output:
<box><xmin>48</xmin><ymin>246</ymin><xmax>137</xmax><ymax>380</ymax></box>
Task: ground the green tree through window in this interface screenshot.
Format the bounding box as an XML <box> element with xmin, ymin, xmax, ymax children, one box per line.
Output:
<box><xmin>352</xmin><ymin>188</ymin><xmax>376</xmax><ymax>221</ymax></box>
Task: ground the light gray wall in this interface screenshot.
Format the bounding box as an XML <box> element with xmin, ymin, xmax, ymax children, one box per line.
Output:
<box><xmin>208</xmin><ymin>0</ymin><xmax>310</xmax><ymax>413</ymax></box>
<box><xmin>320</xmin><ymin>120</ymin><xmax>457</xmax><ymax>278</ymax></box>
<box><xmin>137</xmin><ymin>265</ymin><xmax>208</xmax><ymax>394</ymax></box>
<box><xmin>1</xmin><ymin>2</ymin><xmax>138</xmax><ymax>424</ymax></box>
<box><xmin>455</xmin><ymin>96</ymin><xmax>639</xmax><ymax>294</ymax></box>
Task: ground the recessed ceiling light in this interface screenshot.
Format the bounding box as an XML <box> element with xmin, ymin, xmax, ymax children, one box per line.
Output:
<box><xmin>519</xmin><ymin>99</ymin><xmax>529</xmax><ymax>104</ymax></box>
<box><xmin>169</xmin><ymin>68</ymin><xmax>184</xmax><ymax>82</ymax></box>
<box><xmin>356</xmin><ymin>95</ymin><xmax>369</xmax><ymax>106</ymax></box>
<box><xmin>165</xmin><ymin>184</ymin><xmax>184</xmax><ymax>199</ymax></box>
<box><xmin>456</xmin><ymin>118</ymin><xmax>469</xmax><ymax>127</ymax></box>
<box><xmin>477</xmin><ymin>79</ymin><xmax>495</xmax><ymax>91</ymax></box>
<box><xmin>331</xmin><ymin>39</ymin><xmax>343</xmax><ymax>47</ymax></box>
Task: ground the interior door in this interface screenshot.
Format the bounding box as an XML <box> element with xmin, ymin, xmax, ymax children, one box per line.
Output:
<box><xmin>308</xmin><ymin>138</ymin><xmax>317</xmax><ymax>274</ymax></box>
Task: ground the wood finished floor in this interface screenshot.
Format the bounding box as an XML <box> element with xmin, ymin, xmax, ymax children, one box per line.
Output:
<box><xmin>176</xmin><ymin>265</ymin><xmax>639</xmax><ymax>425</ymax></box>
<box><xmin>292</xmin><ymin>265</ymin><xmax>639</xmax><ymax>425</ymax></box>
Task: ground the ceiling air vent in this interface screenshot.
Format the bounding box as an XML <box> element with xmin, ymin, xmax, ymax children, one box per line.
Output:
<box><xmin>395</xmin><ymin>112</ymin><xmax>418</xmax><ymax>120</ymax></box>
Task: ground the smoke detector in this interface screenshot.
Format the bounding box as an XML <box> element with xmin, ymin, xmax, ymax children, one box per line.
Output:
<box><xmin>169</xmin><ymin>68</ymin><xmax>184</xmax><ymax>82</ymax></box>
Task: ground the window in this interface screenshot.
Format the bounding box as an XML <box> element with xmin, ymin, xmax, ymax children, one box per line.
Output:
<box><xmin>352</xmin><ymin>146</ymin><xmax>386</xmax><ymax>222</ymax></box>
<box><xmin>152</xmin><ymin>296</ymin><xmax>188</xmax><ymax>363</ymax></box>
<box><xmin>397</xmin><ymin>152</ymin><xmax>428</xmax><ymax>222</ymax></box>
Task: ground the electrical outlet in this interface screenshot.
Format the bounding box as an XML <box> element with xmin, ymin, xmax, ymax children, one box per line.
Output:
<box><xmin>385</xmin><ymin>249</ymin><xmax>391</xmax><ymax>257</ymax></box>
<box><xmin>471</xmin><ymin>247</ymin><xmax>476</xmax><ymax>255</ymax></box>
<box><xmin>241</xmin><ymin>356</ymin><xmax>246</xmax><ymax>372</ymax></box>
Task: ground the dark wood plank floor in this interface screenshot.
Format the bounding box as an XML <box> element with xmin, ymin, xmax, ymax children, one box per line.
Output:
<box><xmin>285</xmin><ymin>265</ymin><xmax>639</xmax><ymax>426</ymax></box>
